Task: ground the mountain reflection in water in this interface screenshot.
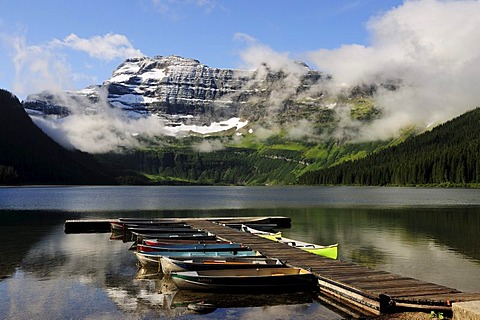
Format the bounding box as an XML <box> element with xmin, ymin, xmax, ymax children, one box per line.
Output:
<box><xmin>1</xmin><ymin>186</ymin><xmax>480</xmax><ymax>319</ymax></box>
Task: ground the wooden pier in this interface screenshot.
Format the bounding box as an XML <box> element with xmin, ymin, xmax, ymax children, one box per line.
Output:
<box><xmin>185</xmin><ymin>220</ymin><xmax>480</xmax><ymax>318</ymax></box>
<box><xmin>64</xmin><ymin>217</ymin><xmax>480</xmax><ymax>317</ymax></box>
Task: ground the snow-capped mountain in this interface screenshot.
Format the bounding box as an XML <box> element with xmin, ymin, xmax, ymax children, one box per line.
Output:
<box><xmin>24</xmin><ymin>55</ymin><xmax>332</xmax><ymax>137</ymax></box>
<box><xmin>104</xmin><ymin>55</ymin><xmax>253</xmax><ymax>123</ymax></box>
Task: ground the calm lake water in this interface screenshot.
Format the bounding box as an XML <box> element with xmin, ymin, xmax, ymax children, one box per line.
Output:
<box><xmin>1</xmin><ymin>186</ymin><xmax>480</xmax><ymax>319</ymax></box>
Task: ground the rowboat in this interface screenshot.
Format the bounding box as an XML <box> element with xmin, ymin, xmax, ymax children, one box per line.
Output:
<box><xmin>241</xmin><ymin>225</ymin><xmax>338</xmax><ymax>259</ymax></box>
<box><xmin>130</xmin><ymin>231</ymin><xmax>217</xmax><ymax>244</ymax></box>
<box><xmin>161</xmin><ymin>256</ymin><xmax>285</xmax><ymax>273</ymax></box>
<box><xmin>136</xmin><ymin>243</ymin><xmax>248</xmax><ymax>253</ymax></box>
<box><xmin>135</xmin><ymin>249</ymin><xmax>261</xmax><ymax>270</ymax></box>
<box><xmin>127</xmin><ymin>226</ymin><xmax>201</xmax><ymax>234</ymax></box>
<box><xmin>170</xmin><ymin>267</ymin><xmax>318</xmax><ymax>292</ymax></box>
<box><xmin>110</xmin><ymin>219</ymin><xmax>193</xmax><ymax>242</ymax></box>
<box><xmin>110</xmin><ymin>219</ymin><xmax>188</xmax><ymax>232</ymax></box>
<box><xmin>118</xmin><ymin>217</ymin><xmax>181</xmax><ymax>223</ymax></box>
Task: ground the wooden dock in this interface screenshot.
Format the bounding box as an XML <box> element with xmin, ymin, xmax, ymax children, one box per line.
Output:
<box><xmin>64</xmin><ymin>217</ymin><xmax>480</xmax><ymax>317</ymax></box>
<box><xmin>185</xmin><ymin>220</ymin><xmax>480</xmax><ymax>318</ymax></box>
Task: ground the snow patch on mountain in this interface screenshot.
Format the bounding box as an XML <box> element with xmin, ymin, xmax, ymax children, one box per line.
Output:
<box><xmin>163</xmin><ymin>117</ymin><xmax>248</xmax><ymax>136</ymax></box>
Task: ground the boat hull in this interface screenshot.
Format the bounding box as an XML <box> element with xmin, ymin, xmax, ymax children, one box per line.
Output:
<box><xmin>170</xmin><ymin>267</ymin><xmax>318</xmax><ymax>293</ymax></box>
<box><xmin>135</xmin><ymin>250</ymin><xmax>261</xmax><ymax>270</ymax></box>
<box><xmin>161</xmin><ymin>256</ymin><xmax>285</xmax><ymax>273</ymax></box>
<box><xmin>143</xmin><ymin>238</ymin><xmax>228</xmax><ymax>245</ymax></box>
<box><xmin>301</xmin><ymin>244</ymin><xmax>338</xmax><ymax>259</ymax></box>
<box><xmin>241</xmin><ymin>225</ymin><xmax>338</xmax><ymax>259</ymax></box>
<box><xmin>136</xmin><ymin>243</ymin><xmax>246</xmax><ymax>253</ymax></box>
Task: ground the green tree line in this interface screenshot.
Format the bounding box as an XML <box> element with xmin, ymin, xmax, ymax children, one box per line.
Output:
<box><xmin>299</xmin><ymin>107</ymin><xmax>480</xmax><ymax>186</ymax></box>
<box><xmin>97</xmin><ymin>146</ymin><xmax>302</xmax><ymax>185</ymax></box>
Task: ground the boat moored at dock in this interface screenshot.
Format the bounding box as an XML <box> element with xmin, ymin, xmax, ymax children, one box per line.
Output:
<box><xmin>241</xmin><ymin>225</ymin><xmax>338</xmax><ymax>259</ymax></box>
<box><xmin>135</xmin><ymin>249</ymin><xmax>262</xmax><ymax>270</ymax></box>
<box><xmin>170</xmin><ymin>267</ymin><xmax>318</xmax><ymax>292</ymax></box>
<box><xmin>161</xmin><ymin>256</ymin><xmax>285</xmax><ymax>273</ymax></box>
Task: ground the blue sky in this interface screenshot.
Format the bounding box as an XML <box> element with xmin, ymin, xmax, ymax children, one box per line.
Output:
<box><xmin>0</xmin><ymin>0</ymin><xmax>404</xmax><ymax>98</ymax></box>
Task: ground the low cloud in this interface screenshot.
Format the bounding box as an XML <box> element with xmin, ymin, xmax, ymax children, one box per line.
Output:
<box><xmin>308</xmin><ymin>0</ymin><xmax>480</xmax><ymax>140</ymax></box>
<box><xmin>234</xmin><ymin>33</ymin><xmax>310</xmax><ymax>123</ymax></box>
<box><xmin>286</xmin><ymin>119</ymin><xmax>316</xmax><ymax>141</ymax></box>
<box><xmin>30</xmin><ymin>88</ymin><xmax>167</xmax><ymax>153</ymax></box>
<box><xmin>192</xmin><ymin>139</ymin><xmax>225</xmax><ymax>153</ymax></box>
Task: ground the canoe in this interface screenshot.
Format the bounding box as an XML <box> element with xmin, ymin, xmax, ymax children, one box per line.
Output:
<box><xmin>278</xmin><ymin>236</ymin><xmax>338</xmax><ymax>260</ymax></box>
<box><xmin>241</xmin><ymin>225</ymin><xmax>338</xmax><ymax>259</ymax></box>
<box><xmin>161</xmin><ymin>256</ymin><xmax>285</xmax><ymax>273</ymax></box>
<box><xmin>222</xmin><ymin>223</ymin><xmax>278</xmax><ymax>231</ymax></box>
<box><xmin>136</xmin><ymin>243</ymin><xmax>248</xmax><ymax>253</ymax></box>
<box><xmin>239</xmin><ymin>224</ymin><xmax>282</xmax><ymax>241</ymax></box>
<box><xmin>170</xmin><ymin>267</ymin><xmax>318</xmax><ymax>292</ymax></box>
<box><xmin>143</xmin><ymin>238</ymin><xmax>229</xmax><ymax>246</ymax></box>
<box><xmin>135</xmin><ymin>249</ymin><xmax>261</xmax><ymax>270</ymax></box>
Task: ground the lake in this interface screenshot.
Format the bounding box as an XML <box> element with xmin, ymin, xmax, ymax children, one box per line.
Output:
<box><xmin>1</xmin><ymin>186</ymin><xmax>480</xmax><ymax>319</ymax></box>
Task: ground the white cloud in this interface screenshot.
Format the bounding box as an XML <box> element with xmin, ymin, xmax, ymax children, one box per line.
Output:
<box><xmin>6</xmin><ymin>34</ymin><xmax>72</xmax><ymax>95</ymax></box>
<box><xmin>234</xmin><ymin>33</ymin><xmax>305</xmax><ymax>74</ymax></box>
<box><xmin>233</xmin><ymin>32</ymin><xmax>257</xmax><ymax>45</ymax></box>
<box><xmin>4</xmin><ymin>32</ymin><xmax>143</xmax><ymax>96</ymax></box>
<box><xmin>59</xmin><ymin>33</ymin><xmax>143</xmax><ymax>61</ymax></box>
<box><xmin>307</xmin><ymin>0</ymin><xmax>480</xmax><ymax>140</ymax></box>
<box><xmin>192</xmin><ymin>139</ymin><xmax>225</xmax><ymax>153</ymax></box>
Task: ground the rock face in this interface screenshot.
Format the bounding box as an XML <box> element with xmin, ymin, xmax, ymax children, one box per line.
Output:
<box><xmin>104</xmin><ymin>55</ymin><xmax>254</xmax><ymax>126</ymax></box>
<box><xmin>24</xmin><ymin>55</ymin><xmax>330</xmax><ymax>133</ymax></box>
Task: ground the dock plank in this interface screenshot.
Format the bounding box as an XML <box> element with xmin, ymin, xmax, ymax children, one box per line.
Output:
<box><xmin>185</xmin><ymin>220</ymin><xmax>480</xmax><ymax>316</ymax></box>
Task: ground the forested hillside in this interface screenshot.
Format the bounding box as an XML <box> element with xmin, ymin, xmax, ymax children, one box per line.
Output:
<box><xmin>0</xmin><ymin>90</ymin><xmax>115</xmax><ymax>185</ymax></box>
<box><xmin>299</xmin><ymin>107</ymin><xmax>480</xmax><ymax>187</ymax></box>
<box><xmin>95</xmin><ymin>133</ymin><xmax>394</xmax><ymax>186</ymax></box>
<box><xmin>97</xmin><ymin>145</ymin><xmax>302</xmax><ymax>185</ymax></box>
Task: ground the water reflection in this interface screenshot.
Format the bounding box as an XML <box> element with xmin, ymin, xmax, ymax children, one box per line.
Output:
<box><xmin>106</xmin><ymin>269</ymin><xmax>340</xmax><ymax>319</ymax></box>
<box><xmin>0</xmin><ymin>221</ymin><xmax>344</xmax><ymax>319</ymax></box>
<box><xmin>1</xmin><ymin>199</ymin><xmax>480</xmax><ymax>318</ymax></box>
<box><xmin>280</xmin><ymin>207</ymin><xmax>480</xmax><ymax>292</ymax></box>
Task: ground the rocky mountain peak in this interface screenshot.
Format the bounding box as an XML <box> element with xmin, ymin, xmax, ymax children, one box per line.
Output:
<box><xmin>24</xmin><ymin>54</ymin><xmax>355</xmax><ymax>140</ymax></box>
